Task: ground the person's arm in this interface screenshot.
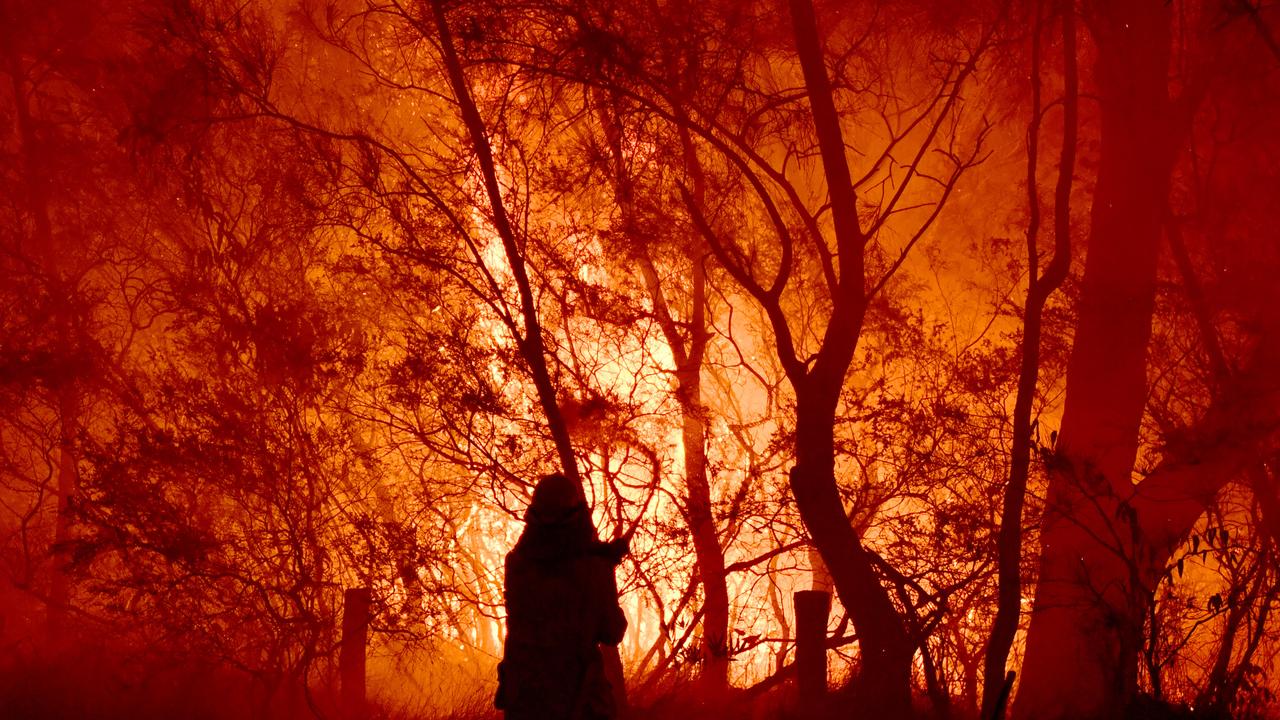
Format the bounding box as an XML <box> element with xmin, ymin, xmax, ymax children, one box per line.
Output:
<box><xmin>590</xmin><ymin>528</ymin><xmax>632</xmax><ymax>566</ymax></box>
<box><xmin>592</xmin><ymin>558</ymin><xmax>627</xmax><ymax>645</ymax></box>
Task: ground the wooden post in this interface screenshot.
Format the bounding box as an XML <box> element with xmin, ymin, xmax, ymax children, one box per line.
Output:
<box><xmin>795</xmin><ymin>589</ymin><xmax>831</xmax><ymax>708</ymax></box>
<box><xmin>340</xmin><ymin>587</ymin><xmax>371</xmax><ymax>719</ymax></box>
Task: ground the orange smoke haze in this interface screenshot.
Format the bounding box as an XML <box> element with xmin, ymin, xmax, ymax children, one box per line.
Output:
<box><xmin>2</xmin><ymin>1</ymin><xmax>1279</xmax><ymax>719</ymax></box>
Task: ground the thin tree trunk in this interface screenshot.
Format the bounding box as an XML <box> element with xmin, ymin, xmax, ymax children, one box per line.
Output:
<box><xmin>6</xmin><ymin>39</ymin><xmax>80</xmax><ymax>639</ymax></box>
<box><xmin>429</xmin><ymin>0</ymin><xmax>579</xmax><ymax>484</ymax></box>
<box><xmin>598</xmin><ymin>93</ymin><xmax>732</xmax><ymax>690</ymax></box>
<box><xmin>982</xmin><ymin>2</ymin><xmax>1077</xmax><ymax>716</ymax></box>
<box><xmin>672</xmin><ymin>289</ymin><xmax>732</xmax><ymax>690</ymax></box>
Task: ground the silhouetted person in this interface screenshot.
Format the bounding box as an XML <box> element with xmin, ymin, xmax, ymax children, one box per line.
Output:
<box><xmin>496</xmin><ymin>473</ymin><xmax>628</xmax><ymax>720</ymax></box>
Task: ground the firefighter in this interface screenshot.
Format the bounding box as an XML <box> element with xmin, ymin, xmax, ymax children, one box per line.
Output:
<box><xmin>496</xmin><ymin>473</ymin><xmax>628</xmax><ymax>720</ymax></box>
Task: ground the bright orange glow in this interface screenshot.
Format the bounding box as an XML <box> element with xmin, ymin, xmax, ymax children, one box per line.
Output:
<box><xmin>1</xmin><ymin>1</ymin><xmax>1278</xmax><ymax>719</ymax></box>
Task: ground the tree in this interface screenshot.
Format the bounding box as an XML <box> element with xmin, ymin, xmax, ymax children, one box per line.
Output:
<box><xmin>1012</xmin><ymin>2</ymin><xmax>1280</xmax><ymax>717</ymax></box>
<box><xmin>982</xmin><ymin>1</ymin><xmax>1078</xmax><ymax>715</ymax></box>
<box><xmin>673</xmin><ymin>2</ymin><xmax>992</xmax><ymax>712</ymax></box>
<box><xmin>0</xmin><ymin>0</ymin><xmax>159</xmax><ymax>641</ymax></box>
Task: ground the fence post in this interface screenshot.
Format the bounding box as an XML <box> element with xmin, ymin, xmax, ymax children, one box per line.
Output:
<box><xmin>795</xmin><ymin>589</ymin><xmax>831</xmax><ymax>709</ymax></box>
<box><xmin>340</xmin><ymin>587</ymin><xmax>371</xmax><ymax>719</ymax></box>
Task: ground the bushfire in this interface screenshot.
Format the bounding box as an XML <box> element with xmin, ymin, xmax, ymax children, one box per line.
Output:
<box><xmin>1</xmin><ymin>1</ymin><xmax>1278</xmax><ymax>719</ymax></box>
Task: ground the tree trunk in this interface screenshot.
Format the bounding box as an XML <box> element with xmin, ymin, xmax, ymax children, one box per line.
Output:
<box><xmin>674</xmin><ymin>136</ymin><xmax>731</xmax><ymax>693</ymax></box>
<box><xmin>429</xmin><ymin>0</ymin><xmax>579</xmax><ymax>485</ymax></box>
<box><xmin>600</xmin><ymin>89</ymin><xmax>732</xmax><ymax>690</ymax></box>
<box><xmin>678</xmin><ymin>358</ymin><xmax>732</xmax><ymax>689</ymax></box>
<box><xmin>635</xmin><ymin>244</ymin><xmax>729</xmax><ymax>693</ymax></box>
<box><xmin>6</xmin><ymin>40</ymin><xmax>81</xmax><ymax>640</ymax></box>
<box><xmin>1012</xmin><ymin>3</ymin><xmax>1175</xmax><ymax>718</ymax></box>
<box><xmin>792</xmin><ymin>387</ymin><xmax>914</xmax><ymax>717</ymax></box>
<box><xmin>784</xmin><ymin>1</ymin><xmax>916</xmax><ymax>714</ymax></box>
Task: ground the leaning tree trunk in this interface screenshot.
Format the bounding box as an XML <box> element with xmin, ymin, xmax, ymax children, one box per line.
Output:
<box><xmin>429</xmin><ymin>0</ymin><xmax>580</xmax><ymax>485</ymax></box>
<box><xmin>1012</xmin><ymin>3</ymin><xmax>1175</xmax><ymax>718</ymax></box>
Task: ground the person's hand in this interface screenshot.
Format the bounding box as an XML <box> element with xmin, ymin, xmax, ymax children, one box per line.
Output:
<box><xmin>604</xmin><ymin>529</ymin><xmax>632</xmax><ymax>564</ymax></box>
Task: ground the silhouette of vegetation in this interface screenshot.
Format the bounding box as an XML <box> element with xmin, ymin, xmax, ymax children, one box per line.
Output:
<box><xmin>2</xmin><ymin>0</ymin><xmax>1279</xmax><ymax>719</ymax></box>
